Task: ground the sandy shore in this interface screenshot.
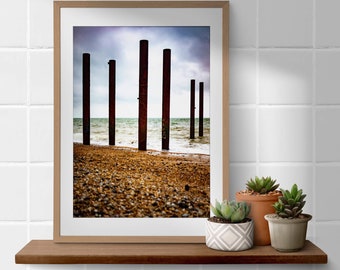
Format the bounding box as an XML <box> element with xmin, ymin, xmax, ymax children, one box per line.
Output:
<box><xmin>73</xmin><ymin>143</ymin><xmax>210</xmax><ymax>218</ymax></box>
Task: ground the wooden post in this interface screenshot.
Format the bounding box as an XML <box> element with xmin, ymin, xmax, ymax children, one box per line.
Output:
<box><xmin>138</xmin><ymin>40</ymin><xmax>148</xmax><ymax>151</ymax></box>
<box><xmin>190</xmin><ymin>79</ymin><xmax>195</xmax><ymax>139</ymax></box>
<box><xmin>199</xmin><ymin>82</ymin><xmax>204</xmax><ymax>137</ymax></box>
<box><xmin>162</xmin><ymin>49</ymin><xmax>171</xmax><ymax>150</ymax></box>
<box><xmin>82</xmin><ymin>53</ymin><xmax>90</xmax><ymax>145</ymax></box>
<box><xmin>108</xmin><ymin>60</ymin><xmax>116</xmax><ymax>145</ymax></box>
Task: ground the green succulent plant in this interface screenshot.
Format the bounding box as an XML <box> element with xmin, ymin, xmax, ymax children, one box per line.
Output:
<box><xmin>211</xmin><ymin>200</ymin><xmax>250</xmax><ymax>223</ymax></box>
<box><xmin>246</xmin><ymin>176</ymin><xmax>280</xmax><ymax>194</ymax></box>
<box><xmin>273</xmin><ymin>184</ymin><xmax>306</xmax><ymax>218</ymax></box>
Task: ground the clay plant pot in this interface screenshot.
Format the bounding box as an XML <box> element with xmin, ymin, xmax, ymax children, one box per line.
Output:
<box><xmin>235</xmin><ymin>190</ymin><xmax>281</xmax><ymax>246</ymax></box>
<box><xmin>205</xmin><ymin>218</ymin><xmax>254</xmax><ymax>251</ymax></box>
<box><xmin>265</xmin><ymin>213</ymin><xmax>312</xmax><ymax>252</ymax></box>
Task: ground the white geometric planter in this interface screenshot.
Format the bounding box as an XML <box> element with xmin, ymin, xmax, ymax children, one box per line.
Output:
<box><xmin>265</xmin><ymin>213</ymin><xmax>312</xmax><ymax>252</ymax></box>
<box><xmin>205</xmin><ymin>219</ymin><xmax>254</xmax><ymax>251</ymax></box>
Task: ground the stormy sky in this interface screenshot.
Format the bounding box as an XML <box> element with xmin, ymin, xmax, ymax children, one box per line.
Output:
<box><xmin>73</xmin><ymin>26</ymin><xmax>210</xmax><ymax>118</ymax></box>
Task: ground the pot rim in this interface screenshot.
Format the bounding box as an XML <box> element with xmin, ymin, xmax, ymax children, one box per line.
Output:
<box><xmin>206</xmin><ymin>217</ymin><xmax>253</xmax><ymax>225</ymax></box>
<box><xmin>264</xmin><ymin>213</ymin><xmax>312</xmax><ymax>224</ymax></box>
<box><xmin>235</xmin><ymin>190</ymin><xmax>282</xmax><ymax>202</ymax></box>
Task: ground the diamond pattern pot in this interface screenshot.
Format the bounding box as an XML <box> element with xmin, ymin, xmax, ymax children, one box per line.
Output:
<box><xmin>205</xmin><ymin>219</ymin><xmax>254</xmax><ymax>251</ymax></box>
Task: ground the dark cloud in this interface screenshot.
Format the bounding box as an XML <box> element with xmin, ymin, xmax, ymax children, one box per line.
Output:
<box><xmin>73</xmin><ymin>26</ymin><xmax>210</xmax><ymax>118</ymax></box>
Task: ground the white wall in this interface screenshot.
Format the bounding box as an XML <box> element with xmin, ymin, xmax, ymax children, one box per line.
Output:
<box><xmin>0</xmin><ymin>0</ymin><xmax>338</xmax><ymax>269</ymax></box>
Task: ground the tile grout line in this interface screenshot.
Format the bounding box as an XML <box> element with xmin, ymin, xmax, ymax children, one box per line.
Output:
<box><xmin>255</xmin><ymin>0</ymin><xmax>260</xmax><ymax>181</ymax></box>
<box><xmin>312</xmin><ymin>0</ymin><xmax>317</xmax><ymax>250</ymax></box>
<box><xmin>26</xmin><ymin>0</ymin><xmax>31</xmax><ymax>254</ymax></box>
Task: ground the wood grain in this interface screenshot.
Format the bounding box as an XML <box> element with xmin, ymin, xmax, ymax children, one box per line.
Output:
<box><xmin>15</xmin><ymin>240</ymin><xmax>327</xmax><ymax>264</ymax></box>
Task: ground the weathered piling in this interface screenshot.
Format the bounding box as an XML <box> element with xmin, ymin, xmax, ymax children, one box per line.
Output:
<box><xmin>199</xmin><ymin>82</ymin><xmax>204</xmax><ymax>137</ymax></box>
<box><xmin>138</xmin><ymin>40</ymin><xmax>148</xmax><ymax>151</ymax></box>
<box><xmin>162</xmin><ymin>49</ymin><xmax>171</xmax><ymax>150</ymax></box>
<box><xmin>82</xmin><ymin>53</ymin><xmax>90</xmax><ymax>145</ymax></box>
<box><xmin>190</xmin><ymin>79</ymin><xmax>195</xmax><ymax>139</ymax></box>
<box><xmin>108</xmin><ymin>60</ymin><xmax>116</xmax><ymax>145</ymax></box>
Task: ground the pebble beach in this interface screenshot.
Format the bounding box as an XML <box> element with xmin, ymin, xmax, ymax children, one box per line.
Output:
<box><xmin>73</xmin><ymin>143</ymin><xmax>210</xmax><ymax>218</ymax></box>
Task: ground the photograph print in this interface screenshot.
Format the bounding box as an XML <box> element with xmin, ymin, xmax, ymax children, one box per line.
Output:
<box><xmin>73</xmin><ymin>26</ymin><xmax>211</xmax><ymax>219</ymax></box>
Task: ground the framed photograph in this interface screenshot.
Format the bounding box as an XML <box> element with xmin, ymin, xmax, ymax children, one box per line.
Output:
<box><xmin>54</xmin><ymin>0</ymin><xmax>229</xmax><ymax>243</ymax></box>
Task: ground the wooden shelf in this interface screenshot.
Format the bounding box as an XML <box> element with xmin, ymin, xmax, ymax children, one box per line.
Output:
<box><xmin>15</xmin><ymin>240</ymin><xmax>327</xmax><ymax>264</ymax></box>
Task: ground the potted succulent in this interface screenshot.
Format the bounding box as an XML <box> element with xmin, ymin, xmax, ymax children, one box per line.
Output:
<box><xmin>235</xmin><ymin>176</ymin><xmax>281</xmax><ymax>246</ymax></box>
<box><xmin>265</xmin><ymin>184</ymin><xmax>312</xmax><ymax>252</ymax></box>
<box><xmin>206</xmin><ymin>200</ymin><xmax>254</xmax><ymax>251</ymax></box>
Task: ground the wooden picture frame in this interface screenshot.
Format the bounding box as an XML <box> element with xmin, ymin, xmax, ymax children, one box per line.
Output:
<box><xmin>54</xmin><ymin>0</ymin><xmax>229</xmax><ymax>243</ymax></box>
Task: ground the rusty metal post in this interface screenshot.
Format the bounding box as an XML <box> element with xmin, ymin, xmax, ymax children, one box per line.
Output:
<box><xmin>199</xmin><ymin>82</ymin><xmax>204</xmax><ymax>137</ymax></box>
<box><xmin>162</xmin><ymin>49</ymin><xmax>171</xmax><ymax>150</ymax></box>
<box><xmin>82</xmin><ymin>53</ymin><xmax>90</xmax><ymax>145</ymax></box>
<box><xmin>108</xmin><ymin>60</ymin><xmax>116</xmax><ymax>145</ymax></box>
<box><xmin>138</xmin><ymin>40</ymin><xmax>148</xmax><ymax>151</ymax></box>
<box><xmin>190</xmin><ymin>79</ymin><xmax>195</xmax><ymax>139</ymax></box>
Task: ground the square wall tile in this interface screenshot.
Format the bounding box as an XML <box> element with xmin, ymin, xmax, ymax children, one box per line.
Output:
<box><xmin>30</xmin><ymin>223</ymin><xmax>53</xmax><ymax>240</ymax></box>
<box><xmin>260</xmin><ymin>265</ymin><xmax>313</xmax><ymax>270</ymax></box>
<box><xmin>279</xmin><ymin>265</ymin><xmax>322</xmax><ymax>270</ymax></box>
<box><xmin>0</xmin><ymin>0</ymin><xmax>27</xmax><ymax>47</ymax></box>
<box><xmin>316</xmin><ymin>165</ymin><xmax>340</xmax><ymax>221</ymax></box>
<box><xmin>29</xmin><ymin>0</ymin><xmax>53</xmax><ymax>48</ymax></box>
<box><xmin>0</xmin><ymin>165</ymin><xmax>27</xmax><ymax>220</ymax></box>
<box><xmin>0</xmin><ymin>224</ymin><xmax>27</xmax><ymax>270</ymax></box>
<box><xmin>316</xmin><ymin>108</ymin><xmax>340</xmax><ymax>162</ymax></box>
<box><xmin>316</xmin><ymin>51</ymin><xmax>340</xmax><ymax>104</ymax></box>
<box><xmin>229</xmin><ymin>164</ymin><xmax>257</xmax><ymax>199</ymax></box>
<box><xmin>145</xmin><ymin>266</ymin><xmax>198</xmax><ymax>270</ymax></box>
<box><xmin>30</xmin><ymin>51</ymin><xmax>53</xmax><ymax>104</ymax></box>
<box><xmin>30</xmin><ymin>107</ymin><xmax>53</xmax><ymax>162</ymax></box>
<box><xmin>259</xmin><ymin>51</ymin><xmax>313</xmax><ymax>104</ymax></box>
<box><xmin>316</xmin><ymin>0</ymin><xmax>340</xmax><ymax>47</ymax></box>
<box><xmin>259</xmin><ymin>165</ymin><xmax>313</xmax><ymax>215</ymax></box>
<box><xmin>202</xmin><ymin>265</ymin><xmax>252</xmax><ymax>270</ymax></box>
<box><xmin>259</xmin><ymin>108</ymin><xmax>312</xmax><ymax>162</ymax></box>
<box><xmin>229</xmin><ymin>50</ymin><xmax>257</xmax><ymax>104</ymax></box>
<box><xmin>0</xmin><ymin>108</ymin><xmax>27</xmax><ymax>162</ymax></box>
<box><xmin>30</xmin><ymin>265</ymin><xmax>84</xmax><ymax>270</ymax></box>
<box><xmin>0</xmin><ymin>51</ymin><xmax>27</xmax><ymax>104</ymax></box>
<box><xmin>315</xmin><ymin>223</ymin><xmax>340</xmax><ymax>270</ymax></box>
<box><xmin>259</xmin><ymin>0</ymin><xmax>313</xmax><ymax>47</ymax></box>
<box><xmin>30</xmin><ymin>165</ymin><xmax>53</xmax><ymax>221</ymax></box>
<box><xmin>229</xmin><ymin>107</ymin><xmax>257</xmax><ymax>162</ymax></box>
<box><xmin>229</xmin><ymin>0</ymin><xmax>257</xmax><ymax>48</ymax></box>
<box><xmin>88</xmin><ymin>266</ymin><xmax>142</xmax><ymax>270</ymax></box>
<box><xmin>307</xmin><ymin>221</ymin><xmax>316</xmax><ymax>243</ymax></box>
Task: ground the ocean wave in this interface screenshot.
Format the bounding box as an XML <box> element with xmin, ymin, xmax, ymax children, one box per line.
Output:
<box><xmin>74</xmin><ymin>118</ymin><xmax>210</xmax><ymax>154</ymax></box>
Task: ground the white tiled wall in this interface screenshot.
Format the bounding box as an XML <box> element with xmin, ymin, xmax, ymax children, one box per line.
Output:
<box><xmin>0</xmin><ymin>0</ymin><xmax>338</xmax><ymax>269</ymax></box>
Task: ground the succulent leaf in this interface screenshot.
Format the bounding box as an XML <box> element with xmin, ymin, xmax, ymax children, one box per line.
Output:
<box><xmin>246</xmin><ymin>176</ymin><xmax>279</xmax><ymax>194</ymax></box>
<box><xmin>291</xmin><ymin>184</ymin><xmax>298</xmax><ymax>197</ymax></box>
<box><xmin>292</xmin><ymin>206</ymin><xmax>299</xmax><ymax>212</ymax></box>
<box><xmin>279</xmin><ymin>212</ymin><xmax>289</xmax><ymax>218</ymax></box>
<box><xmin>274</xmin><ymin>184</ymin><xmax>307</xmax><ymax>219</ymax></box>
<box><xmin>211</xmin><ymin>200</ymin><xmax>222</xmax><ymax>217</ymax></box>
<box><xmin>300</xmin><ymin>201</ymin><xmax>306</xmax><ymax>209</ymax></box>
<box><xmin>288</xmin><ymin>198</ymin><xmax>295</xmax><ymax>206</ymax></box>
<box><xmin>211</xmin><ymin>200</ymin><xmax>250</xmax><ymax>223</ymax></box>
<box><xmin>295</xmin><ymin>209</ymin><xmax>303</xmax><ymax>216</ymax></box>
<box><xmin>295</xmin><ymin>190</ymin><xmax>302</xmax><ymax>201</ymax></box>
<box><xmin>210</xmin><ymin>206</ymin><xmax>220</xmax><ymax>217</ymax></box>
<box><xmin>220</xmin><ymin>202</ymin><xmax>233</xmax><ymax>220</ymax></box>
<box><xmin>231</xmin><ymin>207</ymin><xmax>244</xmax><ymax>223</ymax></box>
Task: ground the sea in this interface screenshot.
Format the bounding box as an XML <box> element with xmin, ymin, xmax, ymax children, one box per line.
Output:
<box><xmin>73</xmin><ymin>118</ymin><xmax>210</xmax><ymax>155</ymax></box>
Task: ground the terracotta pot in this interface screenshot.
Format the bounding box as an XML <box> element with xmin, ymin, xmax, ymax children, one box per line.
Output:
<box><xmin>265</xmin><ymin>213</ymin><xmax>312</xmax><ymax>252</ymax></box>
<box><xmin>235</xmin><ymin>190</ymin><xmax>281</xmax><ymax>246</ymax></box>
